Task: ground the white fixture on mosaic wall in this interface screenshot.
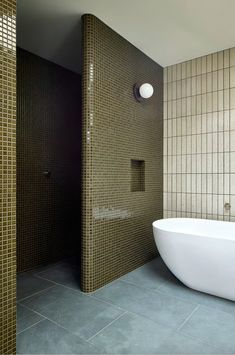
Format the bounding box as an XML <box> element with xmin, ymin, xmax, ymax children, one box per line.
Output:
<box><xmin>134</xmin><ymin>83</ymin><xmax>154</xmax><ymax>102</ymax></box>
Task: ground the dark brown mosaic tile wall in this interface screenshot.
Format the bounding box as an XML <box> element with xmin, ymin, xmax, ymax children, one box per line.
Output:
<box><xmin>0</xmin><ymin>0</ymin><xmax>16</xmax><ymax>353</ymax></box>
<box><xmin>82</xmin><ymin>15</ymin><xmax>163</xmax><ymax>292</ymax></box>
<box><xmin>17</xmin><ymin>48</ymin><xmax>82</xmax><ymax>272</ymax></box>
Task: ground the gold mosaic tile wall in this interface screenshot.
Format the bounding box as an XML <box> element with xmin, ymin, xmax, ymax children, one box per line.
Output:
<box><xmin>0</xmin><ymin>0</ymin><xmax>16</xmax><ymax>353</ymax></box>
<box><xmin>82</xmin><ymin>15</ymin><xmax>163</xmax><ymax>292</ymax></box>
<box><xmin>17</xmin><ymin>48</ymin><xmax>82</xmax><ymax>272</ymax></box>
<box><xmin>164</xmin><ymin>48</ymin><xmax>235</xmax><ymax>221</ymax></box>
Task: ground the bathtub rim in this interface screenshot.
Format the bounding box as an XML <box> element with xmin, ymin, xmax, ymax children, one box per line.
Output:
<box><xmin>152</xmin><ymin>218</ymin><xmax>235</xmax><ymax>241</ymax></box>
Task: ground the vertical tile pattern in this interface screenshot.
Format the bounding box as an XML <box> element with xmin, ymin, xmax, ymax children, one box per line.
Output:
<box><xmin>17</xmin><ymin>48</ymin><xmax>82</xmax><ymax>272</ymax></box>
<box><xmin>82</xmin><ymin>15</ymin><xmax>163</xmax><ymax>292</ymax></box>
<box><xmin>164</xmin><ymin>48</ymin><xmax>235</xmax><ymax>221</ymax></box>
<box><xmin>0</xmin><ymin>0</ymin><xmax>16</xmax><ymax>353</ymax></box>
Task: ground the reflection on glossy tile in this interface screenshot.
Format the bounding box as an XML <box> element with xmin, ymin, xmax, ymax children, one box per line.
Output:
<box><xmin>20</xmin><ymin>285</ymin><xmax>124</xmax><ymax>340</ymax></box>
<box><xmin>17</xmin><ymin>319</ymin><xmax>101</xmax><ymax>354</ymax></box>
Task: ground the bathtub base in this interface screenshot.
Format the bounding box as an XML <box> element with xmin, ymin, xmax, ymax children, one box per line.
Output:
<box><xmin>153</xmin><ymin>218</ymin><xmax>235</xmax><ymax>302</ymax></box>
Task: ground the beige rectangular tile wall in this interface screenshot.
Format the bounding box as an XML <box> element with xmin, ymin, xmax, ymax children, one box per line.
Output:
<box><xmin>164</xmin><ymin>48</ymin><xmax>235</xmax><ymax>221</ymax></box>
<box><xmin>0</xmin><ymin>0</ymin><xmax>16</xmax><ymax>353</ymax></box>
<box><xmin>82</xmin><ymin>15</ymin><xmax>163</xmax><ymax>292</ymax></box>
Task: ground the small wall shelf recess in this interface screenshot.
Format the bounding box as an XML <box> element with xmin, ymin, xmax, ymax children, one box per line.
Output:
<box><xmin>131</xmin><ymin>159</ymin><xmax>145</xmax><ymax>192</ymax></box>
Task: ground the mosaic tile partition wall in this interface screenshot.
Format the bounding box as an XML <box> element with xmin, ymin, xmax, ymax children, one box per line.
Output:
<box><xmin>17</xmin><ymin>48</ymin><xmax>82</xmax><ymax>272</ymax></box>
<box><xmin>0</xmin><ymin>0</ymin><xmax>16</xmax><ymax>353</ymax></box>
<box><xmin>82</xmin><ymin>15</ymin><xmax>163</xmax><ymax>292</ymax></box>
<box><xmin>164</xmin><ymin>48</ymin><xmax>235</xmax><ymax>221</ymax></box>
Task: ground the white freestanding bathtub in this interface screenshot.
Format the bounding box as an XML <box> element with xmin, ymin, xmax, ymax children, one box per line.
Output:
<box><xmin>153</xmin><ymin>218</ymin><xmax>235</xmax><ymax>301</ymax></box>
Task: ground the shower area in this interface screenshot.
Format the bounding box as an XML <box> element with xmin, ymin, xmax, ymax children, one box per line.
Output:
<box><xmin>16</xmin><ymin>13</ymin><xmax>163</xmax><ymax>290</ymax></box>
<box><xmin>1</xmin><ymin>4</ymin><xmax>163</xmax><ymax>353</ymax></box>
<box><xmin>17</xmin><ymin>48</ymin><xmax>82</xmax><ymax>274</ymax></box>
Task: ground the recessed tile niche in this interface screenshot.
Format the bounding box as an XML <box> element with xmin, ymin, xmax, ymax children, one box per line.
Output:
<box><xmin>131</xmin><ymin>159</ymin><xmax>145</xmax><ymax>192</ymax></box>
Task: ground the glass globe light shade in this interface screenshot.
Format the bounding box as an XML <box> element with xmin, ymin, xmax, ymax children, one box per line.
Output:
<box><xmin>139</xmin><ymin>83</ymin><xmax>154</xmax><ymax>99</ymax></box>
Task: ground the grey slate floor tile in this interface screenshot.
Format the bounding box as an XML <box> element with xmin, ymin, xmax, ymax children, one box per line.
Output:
<box><xmin>93</xmin><ymin>279</ymin><xmax>198</xmax><ymax>329</ymax></box>
<box><xmin>17</xmin><ymin>257</ymin><xmax>235</xmax><ymax>354</ymax></box>
<box><xmin>155</xmin><ymin>331</ymin><xmax>221</xmax><ymax>354</ymax></box>
<box><xmin>17</xmin><ymin>319</ymin><xmax>101</xmax><ymax>354</ymax></box>
<box><xmin>17</xmin><ymin>303</ymin><xmax>44</xmax><ymax>334</ymax></box>
<box><xmin>20</xmin><ymin>284</ymin><xmax>125</xmax><ymax>340</ymax></box>
<box><xmin>35</xmin><ymin>263</ymin><xmax>81</xmax><ymax>291</ymax></box>
<box><xmin>180</xmin><ymin>305</ymin><xmax>235</xmax><ymax>353</ymax></box>
<box><xmin>17</xmin><ymin>273</ymin><xmax>54</xmax><ymax>301</ymax></box>
<box><xmin>120</xmin><ymin>257</ymin><xmax>176</xmax><ymax>290</ymax></box>
<box><xmin>90</xmin><ymin>311</ymin><xmax>173</xmax><ymax>354</ymax></box>
<box><xmin>158</xmin><ymin>277</ymin><xmax>235</xmax><ymax>317</ymax></box>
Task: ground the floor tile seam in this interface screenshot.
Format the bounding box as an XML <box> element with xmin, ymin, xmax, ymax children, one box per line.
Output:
<box><xmin>16</xmin><ymin>319</ymin><xmax>46</xmax><ymax>336</ymax></box>
<box><xmin>17</xmin><ymin>302</ymin><xmax>47</xmax><ymax>319</ymax></box>
<box><xmin>177</xmin><ymin>304</ymin><xmax>200</xmax><ymax>331</ymax></box>
<box><xmin>17</xmin><ymin>302</ymin><xmax>53</xmax><ymax>320</ymax></box>
<box><xmin>17</xmin><ymin>304</ymin><xmax>92</xmax><ymax>344</ymax></box>
<box><xmin>88</xmin><ymin>293</ymin><xmax>132</xmax><ymax>313</ymax></box>
<box><xmin>86</xmin><ymin>311</ymin><xmax>128</xmax><ymax>342</ymax></box>
<box><xmin>87</xmin><ymin>311</ymin><xmax>128</xmax><ymax>344</ymax></box>
<box><xmin>118</xmin><ymin>278</ymin><xmax>167</xmax><ymax>291</ymax></box>
<box><xmin>34</xmin><ymin>264</ymin><xmax>78</xmax><ymax>278</ymax></box>
<box><xmin>18</xmin><ymin>298</ymin><xmax>126</xmax><ymax>347</ymax></box>
<box><xmin>33</xmin><ymin>274</ymin><xmax>68</xmax><ymax>284</ymax></box>
<box><xmin>195</xmin><ymin>303</ymin><xmax>235</xmax><ymax>319</ymax></box>
<box><xmin>154</xmin><ymin>283</ymin><xmax>235</xmax><ymax>317</ymax></box>
<box><xmin>32</xmin><ymin>280</ymin><xmax>129</xmax><ymax>313</ymax></box>
<box><xmin>88</xmin><ymin>294</ymin><xmax>178</xmax><ymax>332</ymax></box>
<box><xmin>90</xmin><ymin>282</ymin><xmax>235</xmax><ymax>320</ymax></box>
<box><xmin>150</xmin><ymin>285</ymin><xmax>202</xmax><ymax>306</ymax></box>
<box><xmin>179</xmin><ymin>327</ymin><xmax>228</xmax><ymax>352</ymax></box>
<box><xmin>34</xmin><ymin>275</ymin><xmax>83</xmax><ymax>294</ymax></box>
<box><xmin>18</xmin><ymin>283</ymin><xmax>129</xmax><ymax>330</ymax></box>
<box><xmin>17</xmin><ymin>285</ymin><xmax>56</xmax><ymax>302</ymax></box>
<box><xmin>17</xmin><ymin>314</ymin><xmax>101</xmax><ymax>352</ymax></box>
<box><xmin>175</xmin><ymin>327</ymin><xmax>224</xmax><ymax>351</ymax></box>
<box><xmin>118</xmin><ymin>279</ymin><xmax>201</xmax><ymax>310</ymax></box>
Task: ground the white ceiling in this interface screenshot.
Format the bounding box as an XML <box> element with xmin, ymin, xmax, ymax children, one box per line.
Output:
<box><xmin>17</xmin><ymin>0</ymin><xmax>235</xmax><ymax>74</ymax></box>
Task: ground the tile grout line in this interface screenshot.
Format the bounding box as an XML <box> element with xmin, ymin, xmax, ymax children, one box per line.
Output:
<box><xmin>88</xmin><ymin>293</ymin><xmax>178</xmax><ymax>333</ymax></box>
<box><xmin>17</xmin><ymin>303</ymin><xmax>84</xmax><ymax>339</ymax></box>
<box><xmin>33</xmin><ymin>275</ymin><xmax>88</xmax><ymax>295</ymax></box>
<box><xmin>17</xmin><ymin>285</ymin><xmax>56</xmax><ymax>302</ymax></box>
<box><xmin>177</xmin><ymin>327</ymin><xmax>219</xmax><ymax>350</ymax></box>
<box><xmin>176</xmin><ymin>304</ymin><xmax>200</xmax><ymax>331</ymax></box>
<box><xmin>18</xmin><ymin>300</ymin><xmax>118</xmax><ymax>351</ymax></box>
<box><xmin>16</xmin><ymin>319</ymin><xmax>45</xmax><ymax>336</ymax></box>
<box><xmin>20</xmin><ymin>270</ymin><xmax>235</xmax><ymax>320</ymax></box>
<box><xmin>86</xmin><ymin>311</ymin><xmax>128</xmax><ymax>342</ymax></box>
<box><xmin>34</xmin><ymin>263</ymin><xmax>79</xmax><ymax>277</ymax></box>
<box><xmin>118</xmin><ymin>277</ymin><xmax>169</xmax><ymax>291</ymax></box>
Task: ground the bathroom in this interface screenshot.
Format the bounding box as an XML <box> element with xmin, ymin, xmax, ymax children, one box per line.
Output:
<box><xmin>1</xmin><ymin>0</ymin><xmax>235</xmax><ymax>354</ymax></box>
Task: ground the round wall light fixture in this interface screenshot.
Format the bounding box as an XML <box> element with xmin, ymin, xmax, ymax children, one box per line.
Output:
<box><xmin>134</xmin><ymin>83</ymin><xmax>154</xmax><ymax>102</ymax></box>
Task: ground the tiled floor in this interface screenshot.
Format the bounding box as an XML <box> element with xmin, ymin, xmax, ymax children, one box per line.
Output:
<box><xmin>17</xmin><ymin>257</ymin><xmax>235</xmax><ymax>354</ymax></box>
